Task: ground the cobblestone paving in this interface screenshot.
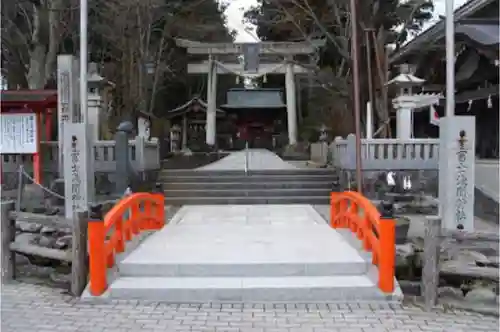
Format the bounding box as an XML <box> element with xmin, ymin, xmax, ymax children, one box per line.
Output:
<box><xmin>1</xmin><ymin>282</ymin><xmax>498</xmax><ymax>332</ymax></box>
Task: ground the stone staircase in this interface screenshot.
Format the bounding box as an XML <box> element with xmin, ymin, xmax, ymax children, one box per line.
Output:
<box><xmin>158</xmin><ymin>169</ymin><xmax>337</xmax><ymax>205</ymax></box>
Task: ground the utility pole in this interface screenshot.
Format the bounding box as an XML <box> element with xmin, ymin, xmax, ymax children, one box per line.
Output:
<box><xmin>445</xmin><ymin>0</ymin><xmax>455</xmax><ymax>118</ymax></box>
<box><xmin>350</xmin><ymin>0</ymin><xmax>363</xmax><ymax>192</ymax></box>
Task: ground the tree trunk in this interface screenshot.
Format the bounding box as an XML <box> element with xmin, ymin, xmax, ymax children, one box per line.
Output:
<box><xmin>27</xmin><ymin>45</ymin><xmax>47</xmax><ymax>89</ymax></box>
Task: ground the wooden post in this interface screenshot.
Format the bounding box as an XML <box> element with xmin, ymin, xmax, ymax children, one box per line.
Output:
<box><xmin>1</xmin><ymin>201</ymin><xmax>16</xmax><ymax>282</ymax></box>
<box><xmin>422</xmin><ymin>216</ymin><xmax>442</xmax><ymax>311</ymax></box>
<box><xmin>71</xmin><ymin>211</ymin><xmax>89</xmax><ymax>296</ymax></box>
<box><xmin>15</xmin><ymin>166</ymin><xmax>24</xmax><ymax>213</ymax></box>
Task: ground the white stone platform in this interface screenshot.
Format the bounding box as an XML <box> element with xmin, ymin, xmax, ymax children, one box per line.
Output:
<box><xmin>119</xmin><ymin>205</ymin><xmax>367</xmax><ymax>276</ymax></box>
<box><xmin>104</xmin><ymin>204</ymin><xmax>402</xmax><ymax>302</ymax></box>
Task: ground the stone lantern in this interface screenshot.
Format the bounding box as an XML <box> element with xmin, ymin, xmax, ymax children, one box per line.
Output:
<box><xmin>170</xmin><ymin>124</ymin><xmax>181</xmax><ymax>152</ymax></box>
<box><xmin>87</xmin><ymin>63</ymin><xmax>107</xmax><ymax>141</ymax></box>
<box><xmin>387</xmin><ymin>64</ymin><xmax>425</xmax><ymax>139</ymax></box>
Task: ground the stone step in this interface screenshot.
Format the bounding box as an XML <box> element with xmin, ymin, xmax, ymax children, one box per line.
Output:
<box><xmin>160</xmin><ymin>168</ymin><xmax>337</xmax><ymax>177</ymax></box>
<box><xmin>164</xmin><ymin>196</ymin><xmax>330</xmax><ymax>205</ymax></box>
<box><xmin>162</xmin><ymin>181</ymin><xmax>333</xmax><ymax>190</ymax></box>
<box><xmin>164</xmin><ymin>188</ymin><xmax>332</xmax><ymax>198</ymax></box>
<box><xmin>158</xmin><ymin>174</ymin><xmax>338</xmax><ymax>183</ymax></box>
<box><xmin>106</xmin><ymin>276</ymin><xmax>402</xmax><ymax>302</ymax></box>
<box><xmin>118</xmin><ymin>260</ymin><xmax>369</xmax><ymax>278</ymax></box>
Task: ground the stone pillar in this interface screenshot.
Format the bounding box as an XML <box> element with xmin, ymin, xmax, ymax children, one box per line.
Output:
<box><xmin>366</xmin><ymin>101</ymin><xmax>373</xmax><ymax>139</ymax></box>
<box><xmin>438</xmin><ymin>116</ymin><xmax>476</xmax><ymax>231</ymax></box>
<box><xmin>57</xmin><ymin>55</ymin><xmax>77</xmax><ymax>177</ymax></box>
<box><xmin>285</xmin><ymin>61</ymin><xmax>297</xmax><ymax>145</ymax></box>
<box><xmin>114</xmin><ymin>121</ymin><xmax>134</xmax><ymax>195</ymax></box>
<box><xmin>87</xmin><ymin>94</ymin><xmax>101</xmax><ymax>141</ymax></box>
<box><xmin>63</xmin><ymin>123</ymin><xmax>94</xmax><ymax>219</ymax></box>
<box><xmin>206</xmin><ymin>57</ymin><xmax>217</xmax><ymax>146</ymax></box>
<box><xmin>396</xmin><ymin>107</ymin><xmax>413</xmax><ymax>139</ymax></box>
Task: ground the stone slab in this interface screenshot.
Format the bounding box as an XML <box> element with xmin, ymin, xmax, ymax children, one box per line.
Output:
<box><xmin>108</xmin><ymin>275</ymin><xmax>400</xmax><ymax>302</ymax></box>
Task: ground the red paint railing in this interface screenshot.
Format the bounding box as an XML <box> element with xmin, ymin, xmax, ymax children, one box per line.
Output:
<box><xmin>330</xmin><ymin>191</ymin><xmax>396</xmax><ymax>293</ymax></box>
<box><xmin>88</xmin><ymin>192</ymin><xmax>165</xmax><ymax>296</ymax></box>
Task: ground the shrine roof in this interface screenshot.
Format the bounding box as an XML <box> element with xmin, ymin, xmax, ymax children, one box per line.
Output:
<box><xmin>1</xmin><ymin>90</ymin><xmax>58</xmax><ymax>111</ymax></box>
<box><xmin>390</xmin><ymin>0</ymin><xmax>497</xmax><ymax>64</ymax></box>
<box><xmin>165</xmin><ymin>97</ymin><xmax>225</xmax><ymax>118</ymax></box>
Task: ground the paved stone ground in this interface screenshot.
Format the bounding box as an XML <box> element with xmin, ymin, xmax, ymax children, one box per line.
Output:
<box><xmin>2</xmin><ymin>282</ymin><xmax>498</xmax><ymax>332</ymax></box>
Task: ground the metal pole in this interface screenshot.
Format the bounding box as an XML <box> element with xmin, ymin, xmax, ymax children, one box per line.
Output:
<box><xmin>445</xmin><ymin>0</ymin><xmax>455</xmax><ymax>118</ymax></box>
<box><xmin>80</xmin><ymin>0</ymin><xmax>88</xmax><ymax>123</ymax></box>
<box><xmin>365</xmin><ymin>29</ymin><xmax>375</xmax><ymax>131</ymax></box>
<box><xmin>350</xmin><ymin>0</ymin><xmax>363</xmax><ymax>193</ymax></box>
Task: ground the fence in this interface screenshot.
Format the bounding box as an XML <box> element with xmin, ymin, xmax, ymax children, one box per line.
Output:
<box><xmin>314</xmin><ymin>134</ymin><xmax>440</xmax><ymax>170</ymax></box>
<box><xmin>422</xmin><ymin>216</ymin><xmax>500</xmax><ymax>311</ymax></box>
<box><xmin>88</xmin><ymin>192</ymin><xmax>165</xmax><ymax>296</ymax></box>
<box><xmin>1</xmin><ymin>200</ymin><xmax>113</xmax><ymax>295</ymax></box>
<box><xmin>1</xmin><ymin>136</ymin><xmax>160</xmax><ymax>175</ymax></box>
<box><xmin>330</xmin><ymin>191</ymin><xmax>396</xmax><ymax>293</ymax></box>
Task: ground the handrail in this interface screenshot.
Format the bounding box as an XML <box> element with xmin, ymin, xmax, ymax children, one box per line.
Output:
<box><xmin>88</xmin><ymin>192</ymin><xmax>165</xmax><ymax>296</ymax></box>
<box><xmin>330</xmin><ymin>191</ymin><xmax>396</xmax><ymax>293</ymax></box>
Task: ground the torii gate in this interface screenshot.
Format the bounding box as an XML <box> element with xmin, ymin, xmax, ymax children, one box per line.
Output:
<box><xmin>175</xmin><ymin>39</ymin><xmax>325</xmax><ymax>146</ymax></box>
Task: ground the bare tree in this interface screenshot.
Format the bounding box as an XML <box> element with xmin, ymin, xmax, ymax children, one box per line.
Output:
<box><xmin>245</xmin><ymin>0</ymin><xmax>433</xmax><ymax>138</ymax></box>
<box><xmin>1</xmin><ymin>0</ymin><xmax>76</xmax><ymax>89</ymax></box>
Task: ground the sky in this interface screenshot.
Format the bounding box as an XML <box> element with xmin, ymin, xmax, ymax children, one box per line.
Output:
<box><xmin>223</xmin><ymin>0</ymin><xmax>469</xmax><ymax>43</ymax></box>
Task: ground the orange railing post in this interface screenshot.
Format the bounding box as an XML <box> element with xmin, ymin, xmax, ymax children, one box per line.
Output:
<box><xmin>88</xmin><ymin>218</ymin><xmax>107</xmax><ymax>296</ymax></box>
<box><xmin>130</xmin><ymin>202</ymin><xmax>141</xmax><ymax>234</ymax></box>
<box><xmin>156</xmin><ymin>194</ymin><xmax>165</xmax><ymax>229</ymax></box>
<box><xmin>115</xmin><ymin>213</ymin><xmax>125</xmax><ymax>253</ymax></box>
<box><xmin>378</xmin><ymin>204</ymin><xmax>396</xmax><ymax>293</ymax></box>
<box><xmin>338</xmin><ymin>199</ymin><xmax>348</xmax><ymax>228</ymax></box>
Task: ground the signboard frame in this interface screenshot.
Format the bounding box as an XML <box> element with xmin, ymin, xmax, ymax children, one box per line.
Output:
<box><xmin>0</xmin><ymin>112</ymin><xmax>39</xmax><ymax>154</ymax></box>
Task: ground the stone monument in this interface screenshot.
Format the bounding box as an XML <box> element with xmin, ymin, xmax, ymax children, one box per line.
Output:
<box><xmin>438</xmin><ymin>116</ymin><xmax>476</xmax><ymax>231</ymax></box>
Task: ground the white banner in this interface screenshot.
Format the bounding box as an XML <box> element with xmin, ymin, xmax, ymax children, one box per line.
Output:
<box><xmin>429</xmin><ymin>105</ymin><xmax>440</xmax><ymax>126</ymax></box>
<box><xmin>0</xmin><ymin>113</ymin><xmax>38</xmax><ymax>154</ymax></box>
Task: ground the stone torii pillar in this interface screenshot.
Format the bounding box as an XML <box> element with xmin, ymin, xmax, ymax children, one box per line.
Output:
<box><xmin>285</xmin><ymin>58</ymin><xmax>298</xmax><ymax>145</ymax></box>
<box><xmin>206</xmin><ymin>56</ymin><xmax>217</xmax><ymax>146</ymax></box>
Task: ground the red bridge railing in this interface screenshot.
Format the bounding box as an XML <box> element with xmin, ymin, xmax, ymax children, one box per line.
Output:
<box><xmin>330</xmin><ymin>191</ymin><xmax>396</xmax><ymax>293</ymax></box>
<box><xmin>88</xmin><ymin>192</ymin><xmax>165</xmax><ymax>296</ymax></box>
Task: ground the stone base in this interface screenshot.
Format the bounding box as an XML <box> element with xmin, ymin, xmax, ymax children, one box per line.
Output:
<box><xmin>281</xmin><ymin>143</ymin><xmax>310</xmax><ymax>160</ymax></box>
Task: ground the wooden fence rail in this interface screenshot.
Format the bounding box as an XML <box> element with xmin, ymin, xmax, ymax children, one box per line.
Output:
<box><xmin>1</xmin><ymin>200</ymin><xmax>115</xmax><ymax>295</ymax></box>
<box><xmin>422</xmin><ymin>216</ymin><xmax>500</xmax><ymax>311</ymax></box>
<box><xmin>330</xmin><ymin>191</ymin><xmax>396</xmax><ymax>293</ymax></box>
